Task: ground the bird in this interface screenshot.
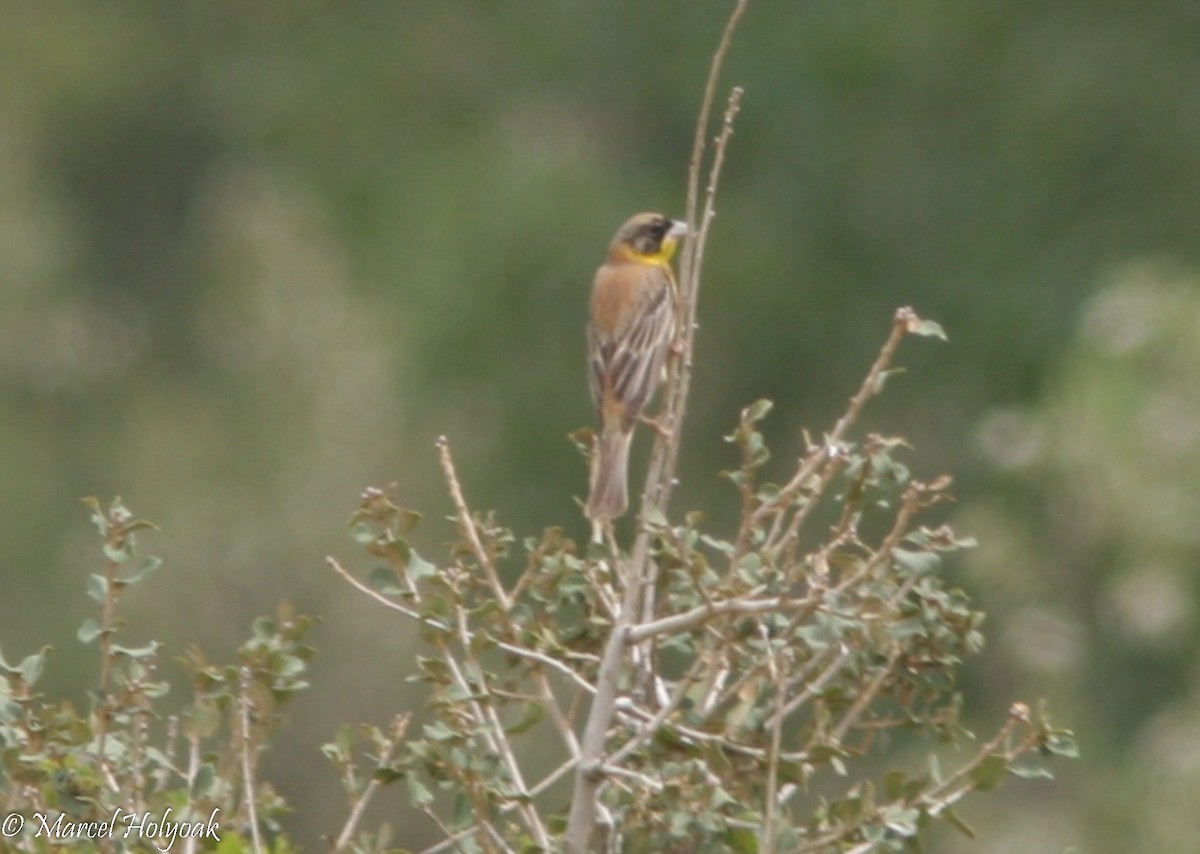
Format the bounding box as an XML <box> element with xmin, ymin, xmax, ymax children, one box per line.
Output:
<box><xmin>585</xmin><ymin>211</ymin><xmax>688</xmax><ymax>542</ymax></box>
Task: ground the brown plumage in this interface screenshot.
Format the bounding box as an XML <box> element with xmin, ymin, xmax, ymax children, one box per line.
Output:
<box><xmin>585</xmin><ymin>212</ymin><xmax>687</xmax><ymax>540</ymax></box>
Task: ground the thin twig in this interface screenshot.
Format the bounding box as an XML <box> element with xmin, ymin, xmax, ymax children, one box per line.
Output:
<box><xmin>419</xmin><ymin>756</ymin><xmax>582</xmax><ymax>854</ymax></box>
<box><xmin>752</xmin><ymin>307</ymin><xmax>919</xmax><ymax>543</ymax></box>
<box><xmin>762</xmin><ymin>626</ymin><xmax>786</xmax><ymax>853</ymax></box>
<box><xmin>327</xmin><ymin>554</ymin><xmax>596</xmax><ymax>692</ymax></box>
<box><xmin>438</xmin><ymin>605</ymin><xmax>548</xmax><ymax>846</ymax></box>
<box><xmin>627</xmin><ymin>593</ymin><xmax>805</xmax><ymax>644</ymax></box>
<box><xmin>325</xmin><ymin>556</ymin><xmax>449</xmax><ymax>628</ymax></box>
<box><xmin>767</xmin><ymin>647</ymin><xmax>855</xmax><ymax>730</ymax></box>
<box><xmin>237</xmin><ymin>667</ymin><xmax>263</xmax><ymax>854</ymax></box>
<box><xmin>332</xmin><ymin>714</ymin><xmax>411</xmax><ymax>852</ymax></box>
<box><xmin>605</xmin><ymin>655</ymin><xmax>705</xmax><ymax>767</ymax></box>
<box><xmin>829</xmin><ymin>645</ymin><xmax>901</xmax><ymax>745</ymax></box>
<box><xmin>436</xmin><ymin>435</ymin><xmax>511</xmax><ymax>611</ymax></box>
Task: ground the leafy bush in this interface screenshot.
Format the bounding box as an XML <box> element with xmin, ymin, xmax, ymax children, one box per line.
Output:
<box><xmin>0</xmin><ymin>497</ymin><xmax>311</xmax><ymax>853</ymax></box>
<box><xmin>323</xmin><ymin>309</ymin><xmax>1075</xmax><ymax>854</ymax></box>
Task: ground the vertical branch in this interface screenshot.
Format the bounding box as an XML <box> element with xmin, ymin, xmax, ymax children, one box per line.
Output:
<box><xmin>437</xmin><ymin>436</ymin><xmax>511</xmax><ymax>611</ymax></box>
<box><xmin>565</xmin><ymin>3</ymin><xmax>750</xmax><ymax>850</ymax></box>
<box><xmin>94</xmin><ymin>552</ymin><xmax>120</xmax><ymax>790</ymax></box>
<box><xmin>641</xmin><ymin>8</ymin><xmax>747</xmax><ymax>519</ymax></box>
<box><xmin>237</xmin><ymin>667</ymin><xmax>264</xmax><ymax>854</ymax></box>
<box><xmin>332</xmin><ymin>714</ymin><xmax>411</xmax><ymax>852</ymax></box>
<box><xmin>649</xmin><ymin>85</ymin><xmax>744</xmax><ymax>515</ymax></box>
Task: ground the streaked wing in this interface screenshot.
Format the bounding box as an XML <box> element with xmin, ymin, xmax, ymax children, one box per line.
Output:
<box><xmin>588</xmin><ymin>263</ymin><xmax>675</xmax><ymax>428</ymax></box>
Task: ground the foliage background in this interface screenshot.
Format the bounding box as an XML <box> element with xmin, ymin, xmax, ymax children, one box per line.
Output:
<box><xmin>2</xmin><ymin>1</ymin><xmax>1198</xmax><ymax>850</ymax></box>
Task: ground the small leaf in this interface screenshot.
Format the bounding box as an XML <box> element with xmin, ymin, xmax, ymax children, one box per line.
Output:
<box><xmin>369</xmin><ymin>566</ymin><xmax>404</xmax><ymax>595</ymax></box>
<box><xmin>191</xmin><ymin>764</ymin><xmax>216</xmax><ymax>798</ymax></box>
<box><xmin>348</xmin><ymin>521</ymin><xmax>377</xmax><ymax>545</ymax></box>
<box><xmin>77</xmin><ymin>619</ymin><xmax>104</xmax><ymax>645</ymax></box>
<box><xmin>726</xmin><ymin>826</ymin><xmax>759</xmax><ymax>854</ymax></box>
<box><xmin>112</xmin><ymin>641</ymin><xmax>160</xmax><ymax>660</ymax></box>
<box><xmin>319</xmin><ymin>742</ymin><xmax>344</xmax><ymax>764</ymax></box>
<box><xmin>103</xmin><ymin>542</ymin><xmax>134</xmax><ymax>564</ymax></box>
<box><xmin>892</xmin><ymin>548</ymin><xmax>941</xmax><ymax>577</ymax></box>
<box><xmin>19</xmin><ymin>648</ymin><xmax>50</xmax><ymax>686</ymax></box>
<box><xmin>86</xmin><ymin>574</ymin><xmax>108</xmax><ymax>604</ymax></box>
<box><xmin>394</xmin><ymin>508</ymin><xmax>423</xmax><ymax>535</ymax></box>
<box><xmin>883</xmin><ymin>769</ymin><xmax>908</xmax><ymax>800</ymax></box>
<box><xmin>942</xmin><ymin>807</ymin><xmax>976</xmax><ymax>839</ymax></box>
<box><xmin>1041</xmin><ymin>729</ymin><xmax>1080</xmax><ymax>759</ymax></box>
<box><xmin>881</xmin><ymin>805</ymin><xmax>920</xmax><ymax>837</ymax></box>
<box><xmin>82</xmin><ymin>496</ymin><xmax>106</xmax><ymax>535</ymax></box>
<box><xmin>407</xmin><ymin>550</ymin><xmax>438</xmax><ymax>582</ymax></box>
<box><xmin>700</xmin><ymin>535</ymin><xmax>735</xmax><ymax>556</ymax></box>
<box><xmin>1009</xmin><ymin>762</ymin><xmax>1054</xmax><ymax>780</ymax></box>
<box><xmin>373</xmin><ymin>766</ymin><xmax>403</xmax><ymax>785</ymax></box>
<box><xmin>504</xmin><ymin>702</ymin><xmax>544</xmax><ymax>736</ymax></box>
<box><xmin>423</xmin><ymin>721</ymin><xmax>458</xmax><ymax>742</ymax></box>
<box><xmin>743</xmin><ymin>398</ymin><xmax>774</xmax><ymax>424</ymax></box>
<box><xmin>906</xmin><ymin>316</ymin><xmax>948</xmax><ymax>340</ymax></box>
<box><xmin>642</xmin><ymin>505</ymin><xmax>669</xmax><ymax>530</ymax></box>
<box><xmin>969</xmin><ymin>754</ymin><xmax>1008</xmax><ymax>791</ymax></box>
<box><xmin>408</xmin><ymin>772</ymin><xmax>436</xmax><ymax>806</ymax></box>
<box><xmin>122</xmin><ymin>556</ymin><xmax>162</xmax><ymax>584</ymax></box>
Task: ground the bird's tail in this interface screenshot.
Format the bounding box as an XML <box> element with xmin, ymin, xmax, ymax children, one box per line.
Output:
<box><xmin>586</xmin><ymin>426</ymin><xmax>633</xmax><ymax>540</ymax></box>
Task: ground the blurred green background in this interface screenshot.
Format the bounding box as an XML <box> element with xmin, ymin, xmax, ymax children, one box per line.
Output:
<box><xmin>3</xmin><ymin>1</ymin><xmax>1200</xmax><ymax>849</ymax></box>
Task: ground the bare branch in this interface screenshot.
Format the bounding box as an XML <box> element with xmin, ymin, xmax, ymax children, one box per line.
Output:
<box><xmin>332</xmin><ymin>714</ymin><xmax>411</xmax><ymax>853</ymax></box>
<box><xmin>237</xmin><ymin>667</ymin><xmax>264</xmax><ymax>854</ymax></box>
<box><xmin>436</xmin><ymin>435</ymin><xmax>511</xmax><ymax>611</ymax></box>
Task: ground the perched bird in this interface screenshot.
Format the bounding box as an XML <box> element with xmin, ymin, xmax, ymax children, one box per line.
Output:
<box><xmin>586</xmin><ymin>212</ymin><xmax>688</xmax><ymax>540</ymax></box>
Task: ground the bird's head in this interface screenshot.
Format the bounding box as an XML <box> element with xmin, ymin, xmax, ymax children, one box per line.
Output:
<box><xmin>609</xmin><ymin>212</ymin><xmax>688</xmax><ymax>265</ymax></box>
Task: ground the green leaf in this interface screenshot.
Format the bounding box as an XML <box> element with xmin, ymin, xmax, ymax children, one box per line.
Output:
<box><xmin>1010</xmin><ymin>762</ymin><xmax>1055</xmax><ymax>780</ymax></box>
<box><xmin>86</xmin><ymin>574</ymin><xmax>109</xmax><ymax>604</ymax></box>
<box><xmin>122</xmin><ymin>556</ymin><xmax>163</xmax><ymax>584</ymax></box>
<box><xmin>19</xmin><ymin>648</ymin><xmax>50</xmax><ymax>686</ymax></box>
<box><xmin>942</xmin><ymin>807</ymin><xmax>976</xmax><ymax>839</ymax></box>
<box><xmin>450</xmin><ymin>790</ymin><xmax>473</xmax><ymax>829</ymax></box>
<box><xmin>892</xmin><ymin>548</ymin><xmax>941</xmax><ymax>577</ymax></box>
<box><xmin>394</xmin><ymin>508</ymin><xmax>423</xmax><ymax>535</ymax></box>
<box><xmin>881</xmin><ymin>805</ymin><xmax>920</xmax><ymax>837</ymax></box>
<box><xmin>112</xmin><ymin>641</ymin><xmax>160</xmax><ymax>660</ymax></box>
<box><xmin>423</xmin><ymin>720</ymin><xmax>458</xmax><ymax>742</ymax></box>
<box><xmin>348</xmin><ymin>521</ymin><xmax>377</xmax><ymax>545</ymax></box>
<box><xmin>82</xmin><ymin>496</ymin><xmax>107</xmax><ymax>535</ymax></box>
<box><xmin>969</xmin><ymin>754</ymin><xmax>1008</xmax><ymax>791</ymax></box>
<box><xmin>369</xmin><ymin>566</ymin><xmax>405</xmax><ymax>595</ymax></box>
<box><xmin>909</xmin><ymin>317</ymin><xmax>948</xmax><ymax>340</ymax></box>
<box><xmin>406</xmin><ymin>776</ymin><xmax>433</xmax><ymax>808</ymax></box>
<box><xmin>408</xmin><ymin>550</ymin><xmax>438</xmax><ymax>582</ymax></box>
<box><xmin>373</xmin><ymin>766</ymin><xmax>403</xmax><ymax>785</ymax></box>
<box><xmin>744</xmin><ymin>398</ymin><xmax>774</xmax><ymax>423</ymax></box>
<box><xmin>725</xmin><ymin>827</ymin><xmax>759</xmax><ymax>854</ymax></box>
<box><xmin>77</xmin><ymin>619</ymin><xmax>104</xmax><ymax>645</ymax></box>
<box><xmin>700</xmin><ymin>535</ymin><xmax>735</xmax><ymax>556</ymax></box>
<box><xmin>1042</xmin><ymin>729</ymin><xmax>1080</xmax><ymax>759</ymax></box>
<box><xmin>642</xmin><ymin>504</ymin><xmax>669</xmax><ymax>530</ymax></box>
<box><xmin>191</xmin><ymin>763</ymin><xmax>216</xmax><ymax>798</ymax></box>
<box><xmin>883</xmin><ymin>769</ymin><xmax>908</xmax><ymax>800</ymax></box>
<box><xmin>103</xmin><ymin>542</ymin><xmax>134</xmax><ymax>564</ymax></box>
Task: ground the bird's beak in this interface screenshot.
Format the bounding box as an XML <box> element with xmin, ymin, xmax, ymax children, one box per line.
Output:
<box><xmin>668</xmin><ymin>220</ymin><xmax>689</xmax><ymax>239</ymax></box>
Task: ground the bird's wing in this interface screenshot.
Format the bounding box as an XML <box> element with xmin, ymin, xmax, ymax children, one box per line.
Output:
<box><xmin>588</xmin><ymin>263</ymin><xmax>675</xmax><ymax>428</ymax></box>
